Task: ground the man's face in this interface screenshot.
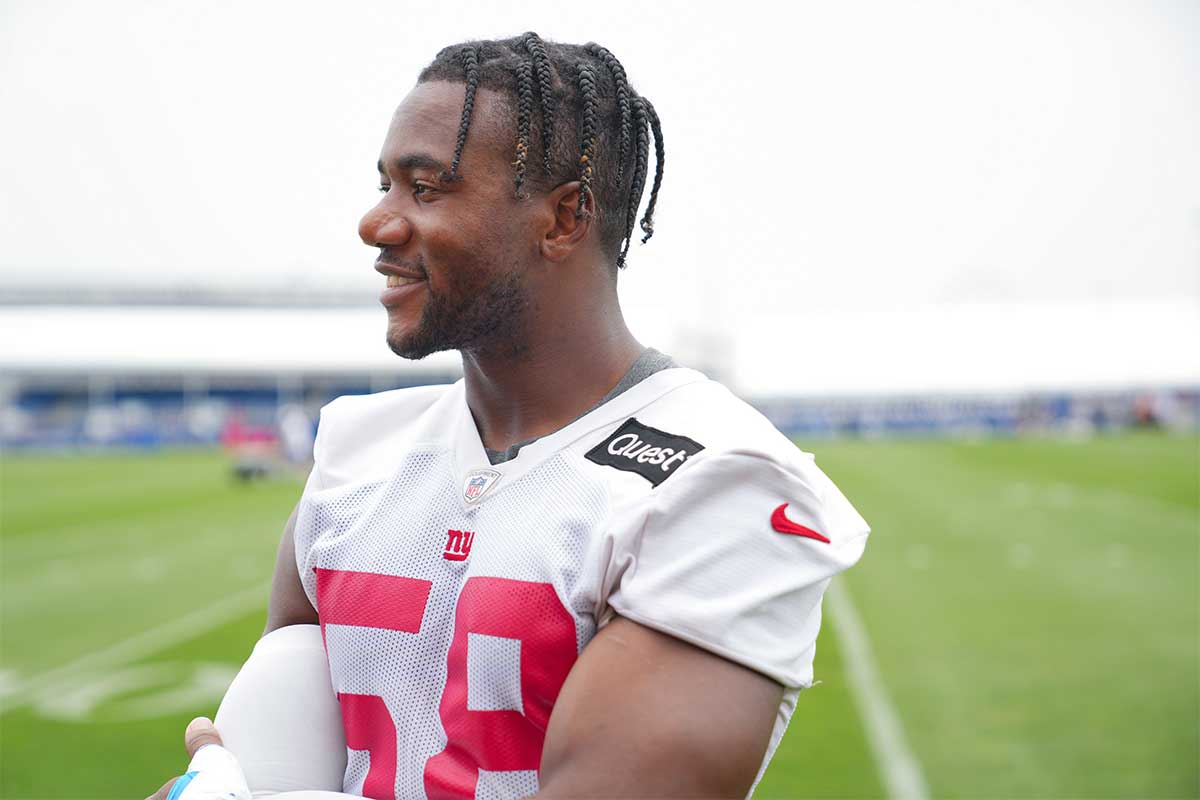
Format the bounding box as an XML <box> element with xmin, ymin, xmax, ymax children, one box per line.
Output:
<box><xmin>359</xmin><ymin>82</ymin><xmax>535</xmax><ymax>359</ymax></box>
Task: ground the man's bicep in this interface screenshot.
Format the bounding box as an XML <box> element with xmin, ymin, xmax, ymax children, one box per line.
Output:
<box><xmin>539</xmin><ymin>615</ymin><xmax>783</xmax><ymax>799</ymax></box>
<box><xmin>264</xmin><ymin>503</ymin><xmax>318</xmax><ymax>634</ymax></box>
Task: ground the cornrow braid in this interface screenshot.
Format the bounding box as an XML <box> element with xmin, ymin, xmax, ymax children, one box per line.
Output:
<box><xmin>521</xmin><ymin>32</ymin><xmax>556</xmax><ymax>175</ymax></box>
<box><xmin>443</xmin><ymin>45</ymin><xmax>480</xmax><ymax>182</ymax></box>
<box><xmin>619</xmin><ymin>97</ymin><xmax>652</xmax><ymax>268</ymax></box>
<box><xmin>513</xmin><ymin>58</ymin><xmax>534</xmax><ymax>197</ymax></box>
<box><xmin>639</xmin><ymin>98</ymin><xmax>665</xmax><ymax>244</ymax></box>
<box><xmin>575</xmin><ymin>64</ymin><xmax>599</xmax><ymax>218</ymax></box>
<box><xmin>584</xmin><ymin>43</ymin><xmax>632</xmax><ymax>184</ymax></box>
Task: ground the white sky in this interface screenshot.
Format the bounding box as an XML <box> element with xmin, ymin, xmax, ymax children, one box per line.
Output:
<box><xmin>1</xmin><ymin>0</ymin><xmax>1197</xmax><ymax>393</ymax></box>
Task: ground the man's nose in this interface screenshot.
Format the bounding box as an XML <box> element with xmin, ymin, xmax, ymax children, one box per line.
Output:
<box><xmin>359</xmin><ymin>204</ymin><xmax>412</xmax><ymax>247</ymax></box>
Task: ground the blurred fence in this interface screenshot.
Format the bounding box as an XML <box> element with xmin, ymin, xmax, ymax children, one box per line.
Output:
<box><xmin>757</xmin><ymin>387</ymin><xmax>1199</xmax><ymax>439</ymax></box>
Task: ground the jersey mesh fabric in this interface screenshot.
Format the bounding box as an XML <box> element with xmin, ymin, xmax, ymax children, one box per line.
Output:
<box><xmin>477</xmin><ymin>769</ymin><xmax>539</xmax><ymax>799</ymax></box>
<box><xmin>294</xmin><ymin>373</ymin><xmax>870</xmax><ymax>800</ymax></box>
<box><xmin>299</xmin><ymin>448</ymin><xmax>456</xmax><ymax>798</ymax></box>
<box><xmin>295</xmin><ymin>447</ymin><xmax>609</xmax><ymax>799</ymax></box>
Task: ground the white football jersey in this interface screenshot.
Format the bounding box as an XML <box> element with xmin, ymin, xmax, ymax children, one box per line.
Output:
<box><xmin>293</xmin><ymin>367</ymin><xmax>870</xmax><ymax>799</ymax></box>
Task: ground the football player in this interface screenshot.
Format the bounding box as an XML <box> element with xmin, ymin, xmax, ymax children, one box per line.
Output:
<box><xmin>150</xmin><ymin>33</ymin><xmax>869</xmax><ymax>800</ymax></box>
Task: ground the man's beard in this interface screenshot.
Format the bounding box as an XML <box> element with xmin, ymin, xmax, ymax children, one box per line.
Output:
<box><xmin>387</xmin><ymin>268</ymin><xmax>530</xmax><ymax>360</ymax></box>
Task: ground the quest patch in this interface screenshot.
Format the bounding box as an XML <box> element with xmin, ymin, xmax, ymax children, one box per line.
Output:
<box><xmin>584</xmin><ymin>418</ymin><xmax>705</xmax><ymax>486</ymax></box>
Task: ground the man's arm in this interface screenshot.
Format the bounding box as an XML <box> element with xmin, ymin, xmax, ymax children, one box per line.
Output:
<box><xmin>538</xmin><ymin>615</ymin><xmax>783</xmax><ymax>798</ymax></box>
<box><xmin>264</xmin><ymin>503</ymin><xmax>318</xmax><ymax>634</ymax></box>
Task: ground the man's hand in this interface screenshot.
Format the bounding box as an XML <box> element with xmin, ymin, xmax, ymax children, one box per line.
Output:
<box><xmin>146</xmin><ymin>717</ymin><xmax>223</xmax><ymax>800</ymax></box>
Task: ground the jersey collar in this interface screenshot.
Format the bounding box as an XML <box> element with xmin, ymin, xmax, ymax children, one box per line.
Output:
<box><xmin>451</xmin><ymin>367</ymin><xmax>707</xmax><ymax>509</ymax></box>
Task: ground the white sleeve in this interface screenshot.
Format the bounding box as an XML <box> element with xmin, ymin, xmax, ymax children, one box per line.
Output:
<box><xmin>602</xmin><ymin>451</ymin><xmax>870</xmax><ymax>689</ymax></box>
<box><xmin>214</xmin><ymin>625</ymin><xmax>349</xmax><ymax>796</ymax></box>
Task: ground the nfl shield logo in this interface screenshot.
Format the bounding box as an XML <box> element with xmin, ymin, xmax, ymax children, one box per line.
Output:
<box><xmin>462</xmin><ymin>469</ymin><xmax>500</xmax><ymax>504</ymax></box>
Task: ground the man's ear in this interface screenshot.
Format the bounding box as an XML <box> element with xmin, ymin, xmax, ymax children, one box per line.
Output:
<box><xmin>539</xmin><ymin>181</ymin><xmax>593</xmax><ymax>263</ymax></box>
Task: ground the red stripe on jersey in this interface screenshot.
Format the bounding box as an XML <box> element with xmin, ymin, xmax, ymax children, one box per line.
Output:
<box><xmin>314</xmin><ymin>567</ymin><xmax>432</xmax><ymax>633</ymax></box>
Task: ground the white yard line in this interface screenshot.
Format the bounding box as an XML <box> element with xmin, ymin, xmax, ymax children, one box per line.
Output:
<box><xmin>825</xmin><ymin>580</ymin><xmax>931</xmax><ymax>800</ymax></box>
<box><xmin>0</xmin><ymin>581</ymin><xmax>269</xmax><ymax>714</ymax></box>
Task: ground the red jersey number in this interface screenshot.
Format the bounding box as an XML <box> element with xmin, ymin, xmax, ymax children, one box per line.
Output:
<box><xmin>314</xmin><ymin>569</ymin><xmax>578</xmax><ymax>800</ymax></box>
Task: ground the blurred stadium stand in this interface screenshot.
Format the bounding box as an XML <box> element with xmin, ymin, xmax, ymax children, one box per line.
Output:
<box><xmin>1</xmin><ymin>289</ymin><xmax>1196</xmax><ymax>449</ymax></box>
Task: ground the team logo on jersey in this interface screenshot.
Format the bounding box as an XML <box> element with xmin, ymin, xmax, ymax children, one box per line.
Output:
<box><xmin>462</xmin><ymin>468</ymin><xmax>501</xmax><ymax>504</ymax></box>
<box><xmin>443</xmin><ymin>529</ymin><xmax>476</xmax><ymax>561</ymax></box>
<box><xmin>585</xmin><ymin>418</ymin><xmax>704</xmax><ymax>486</ymax></box>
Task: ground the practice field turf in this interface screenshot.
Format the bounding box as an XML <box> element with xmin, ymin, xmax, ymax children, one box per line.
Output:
<box><xmin>1</xmin><ymin>434</ymin><xmax>1196</xmax><ymax>799</ymax></box>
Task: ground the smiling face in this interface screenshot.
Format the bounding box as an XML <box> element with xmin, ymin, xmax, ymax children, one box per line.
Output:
<box><xmin>359</xmin><ymin>82</ymin><xmax>539</xmax><ymax>360</ymax></box>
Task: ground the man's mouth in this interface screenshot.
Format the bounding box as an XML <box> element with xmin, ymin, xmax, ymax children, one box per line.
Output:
<box><xmin>375</xmin><ymin>257</ymin><xmax>427</xmax><ymax>286</ymax></box>
<box><xmin>385</xmin><ymin>274</ymin><xmax>424</xmax><ymax>288</ymax></box>
<box><xmin>376</xmin><ymin>259</ymin><xmax>428</xmax><ymax>309</ymax></box>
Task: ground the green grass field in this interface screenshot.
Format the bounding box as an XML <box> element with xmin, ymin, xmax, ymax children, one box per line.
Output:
<box><xmin>1</xmin><ymin>434</ymin><xmax>1197</xmax><ymax>799</ymax></box>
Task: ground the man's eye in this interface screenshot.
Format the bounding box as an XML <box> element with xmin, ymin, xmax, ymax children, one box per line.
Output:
<box><xmin>377</xmin><ymin>184</ymin><xmax>390</xmax><ymax>194</ymax></box>
<box><xmin>412</xmin><ymin>182</ymin><xmax>434</xmax><ymax>196</ymax></box>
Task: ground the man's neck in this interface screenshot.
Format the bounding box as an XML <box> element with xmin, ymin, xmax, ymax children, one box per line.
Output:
<box><xmin>460</xmin><ymin>306</ymin><xmax>643</xmax><ymax>454</ymax></box>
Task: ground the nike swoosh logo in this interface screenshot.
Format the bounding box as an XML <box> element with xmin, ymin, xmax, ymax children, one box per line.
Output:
<box><xmin>771</xmin><ymin>503</ymin><xmax>831</xmax><ymax>543</ymax></box>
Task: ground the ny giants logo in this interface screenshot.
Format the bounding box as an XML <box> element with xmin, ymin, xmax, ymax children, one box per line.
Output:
<box><xmin>443</xmin><ymin>529</ymin><xmax>475</xmax><ymax>561</ymax></box>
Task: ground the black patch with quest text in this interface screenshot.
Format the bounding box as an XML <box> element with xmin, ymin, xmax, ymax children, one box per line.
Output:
<box><xmin>584</xmin><ymin>417</ymin><xmax>705</xmax><ymax>486</ymax></box>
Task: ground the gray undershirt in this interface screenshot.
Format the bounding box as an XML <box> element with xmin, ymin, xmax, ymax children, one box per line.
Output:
<box><xmin>484</xmin><ymin>347</ymin><xmax>678</xmax><ymax>465</ymax></box>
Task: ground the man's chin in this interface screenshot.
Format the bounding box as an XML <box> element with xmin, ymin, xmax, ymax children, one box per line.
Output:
<box><xmin>386</xmin><ymin>327</ymin><xmax>447</xmax><ymax>361</ymax></box>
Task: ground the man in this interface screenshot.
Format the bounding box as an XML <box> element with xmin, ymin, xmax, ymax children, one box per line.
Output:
<box><xmin>151</xmin><ymin>33</ymin><xmax>869</xmax><ymax>800</ymax></box>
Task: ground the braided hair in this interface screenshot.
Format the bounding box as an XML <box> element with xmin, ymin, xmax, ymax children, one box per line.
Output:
<box><xmin>417</xmin><ymin>34</ymin><xmax>665</xmax><ymax>269</ymax></box>
<box><xmin>442</xmin><ymin>45</ymin><xmax>479</xmax><ymax>182</ymax></box>
<box><xmin>521</xmin><ymin>33</ymin><xmax>556</xmax><ymax>177</ymax></box>
<box><xmin>584</xmin><ymin>43</ymin><xmax>632</xmax><ymax>184</ymax></box>
<box><xmin>574</xmin><ymin>64</ymin><xmax>599</xmax><ymax>218</ymax></box>
<box><xmin>512</xmin><ymin>58</ymin><xmax>534</xmax><ymax>197</ymax></box>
